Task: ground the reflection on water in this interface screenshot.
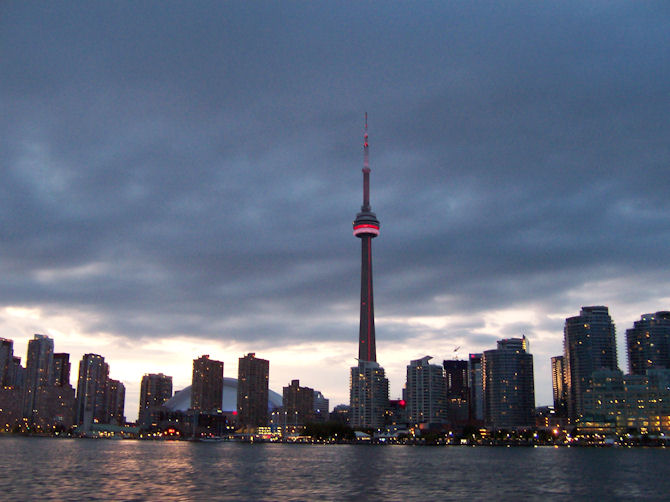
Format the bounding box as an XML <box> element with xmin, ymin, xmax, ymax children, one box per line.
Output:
<box><xmin>1</xmin><ymin>438</ymin><xmax>669</xmax><ymax>501</ymax></box>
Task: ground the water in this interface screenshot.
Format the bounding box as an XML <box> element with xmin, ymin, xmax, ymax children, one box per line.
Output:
<box><xmin>1</xmin><ymin>438</ymin><xmax>669</xmax><ymax>501</ymax></box>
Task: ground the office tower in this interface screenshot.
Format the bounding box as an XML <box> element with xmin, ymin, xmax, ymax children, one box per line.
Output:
<box><xmin>313</xmin><ymin>390</ymin><xmax>329</xmax><ymax>422</ymax></box>
<box><xmin>23</xmin><ymin>334</ymin><xmax>54</xmax><ymax>424</ymax></box>
<box><xmin>482</xmin><ymin>337</ymin><xmax>535</xmax><ymax>428</ymax></box>
<box><xmin>138</xmin><ymin>373</ymin><xmax>172</xmax><ymax>427</ymax></box>
<box><xmin>444</xmin><ymin>359</ymin><xmax>469</xmax><ymax>423</ymax></box>
<box><xmin>468</xmin><ymin>353</ymin><xmax>484</xmax><ymax>422</ymax></box>
<box><xmin>564</xmin><ymin>306</ymin><xmax>618</xmax><ymax>421</ymax></box>
<box><xmin>349</xmin><ymin>115</ymin><xmax>389</xmax><ymax>429</ymax></box>
<box><xmin>551</xmin><ymin>355</ymin><xmax>568</xmax><ymax>417</ymax></box>
<box><xmin>405</xmin><ymin>356</ymin><xmax>447</xmax><ymax>426</ymax></box>
<box><xmin>191</xmin><ymin>355</ymin><xmax>224</xmax><ymax>413</ymax></box>
<box><xmin>237</xmin><ymin>353</ymin><xmax>269</xmax><ymax>429</ymax></box>
<box><xmin>0</xmin><ymin>338</ymin><xmax>13</xmax><ymax>387</ymax></box>
<box><xmin>75</xmin><ymin>354</ymin><xmax>109</xmax><ymax>430</ymax></box>
<box><xmin>282</xmin><ymin>379</ymin><xmax>314</xmax><ymax>426</ymax></box>
<box><xmin>52</xmin><ymin>353</ymin><xmax>71</xmax><ymax>387</ymax></box>
<box><xmin>107</xmin><ymin>379</ymin><xmax>125</xmax><ymax>425</ymax></box>
<box><xmin>627</xmin><ymin>311</ymin><xmax>670</xmax><ymax>375</ymax></box>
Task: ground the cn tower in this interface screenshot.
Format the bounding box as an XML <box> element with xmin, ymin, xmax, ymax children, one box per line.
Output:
<box><xmin>353</xmin><ymin>113</ymin><xmax>380</xmax><ymax>362</ymax></box>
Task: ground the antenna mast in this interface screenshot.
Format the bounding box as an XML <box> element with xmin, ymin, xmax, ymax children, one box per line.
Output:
<box><xmin>362</xmin><ymin>112</ymin><xmax>370</xmax><ymax>210</ymax></box>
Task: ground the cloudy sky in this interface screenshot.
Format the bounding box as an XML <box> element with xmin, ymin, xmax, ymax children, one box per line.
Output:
<box><xmin>2</xmin><ymin>1</ymin><xmax>669</xmax><ymax>420</ymax></box>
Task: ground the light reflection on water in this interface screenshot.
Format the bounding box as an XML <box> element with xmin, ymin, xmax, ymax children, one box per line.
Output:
<box><xmin>1</xmin><ymin>438</ymin><xmax>669</xmax><ymax>501</ymax></box>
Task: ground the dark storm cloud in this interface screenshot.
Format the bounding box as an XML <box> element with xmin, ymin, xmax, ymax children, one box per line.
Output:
<box><xmin>1</xmin><ymin>0</ymin><xmax>669</xmax><ymax>357</ymax></box>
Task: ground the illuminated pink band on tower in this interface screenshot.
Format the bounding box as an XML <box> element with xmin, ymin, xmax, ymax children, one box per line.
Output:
<box><xmin>353</xmin><ymin>224</ymin><xmax>380</xmax><ymax>237</ymax></box>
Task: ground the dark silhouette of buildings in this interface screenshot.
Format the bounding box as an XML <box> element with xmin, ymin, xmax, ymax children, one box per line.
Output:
<box><xmin>349</xmin><ymin>115</ymin><xmax>388</xmax><ymax>429</ymax></box>
<box><xmin>627</xmin><ymin>311</ymin><xmax>670</xmax><ymax>375</ymax></box>
<box><xmin>0</xmin><ymin>338</ymin><xmax>13</xmax><ymax>387</ymax></box>
<box><xmin>106</xmin><ymin>378</ymin><xmax>125</xmax><ymax>425</ymax></box>
<box><xmin>191</xmin><ymin>355</ymin><xmax>224</xmax><ymax>413</ymax></box>
<box><xmin>138</xmin><ymin>373</ymin><xmax>172</xmax><ymax>428</ymax></box>
<box><xmin>52</xmin><ymin>353</ymin><xmax>71</xmax><ymax>387</ymax></box>
<box><xmin>444</xmin><ymin>359</ymin><xmax>469</xmax><ymax>424</ymax></box>
<box><xmin>564</xmin><ymin>306</ymin><xmax>618</xmax><ymax>421</ymax></box>
<box><xmin>282</xmin><ymin>379</ymin><xmax>314</xmax><ymax>426</ymax></box>
<box><xmin>483</xmin><ymin>337</ymin><xmax>535</xmax><ymax>428</ymax></box>
<box><xmin>468</xmin><ymin>353</ymin><xmax>484</xmax><ymax>422</ymax></box>
<box><xmin>236</xmin><ymin>353</ymin><xmax>269</xmax><ymax>430</ymax></box>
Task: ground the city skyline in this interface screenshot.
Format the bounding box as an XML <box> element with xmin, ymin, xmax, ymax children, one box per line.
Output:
<box><xmin>2</xmin><ymin>2</ymin><xmax>670</xmax><ymax>419</ymax></box>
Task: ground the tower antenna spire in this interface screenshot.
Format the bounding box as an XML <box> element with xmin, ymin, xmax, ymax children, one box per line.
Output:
<box><xmin>362</xmin><ymin>112</ymin><xmax>370</xmax><ymax>210</ymax></box>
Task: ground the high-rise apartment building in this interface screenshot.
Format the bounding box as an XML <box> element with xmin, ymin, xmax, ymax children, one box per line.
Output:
<box><xmin>75</xmin><ymin>353</ymin><xmax>109</xmax><ymax>430</ymax></box>
<box><xmin>468</xmin><ymin>353</ymin><xmax>484</xmax><ymax>422</ymax></box>
<box><xmin>564</xmin><ymin>306</ymin><xmax>618</xmax><ymax>421</ymax></box>
<box><xmin>191</xmin><ymin>355</ymin><xmax>224</xmax><ymax>413</ymax></box>
<box><xmin>52</xmin><ymin>353</ymin><xmax>71</xmax><ymax>387</ymax></box>
<box><xmin>23</xmin><ymin>334</ymin><xmax>54</xmax><ymax>424</ymax></box>
<box><xmin>405</xmin><ymin>356</ymin><xmax>447</xmax><ymax>426</ymax></box>
<box><xmin>626</xmin><ymin>311</ymin><xmax>670</xmax><ymax>375</ymax></box>
<box><xmin>350</xmin><ymin>360</ymin><xmax>389</xmax><ymax>429</ymax></box>
<box><xmin>282</xmin><ymin>379</ymin><xmax>314</xmax><ymax>426</ymax></box>
<box><xmin>0</xmin><ymin>338</ymin><xmax>14</xmax><ymax>387</ymax></box>
<box><xmin>237</xmin><ymin>353</ymin><xmax>269</xmax><ymax>429</ymax></box>
<box><xmin>551</xmin><ymin>355</ymin><xmax>568</xmax><ymax>417</ymax></box>
<box><xmin>313</xmin><ymin>390</ymin><xmax>329</xmax><ymax>422</ymax></box>
<box><xmin>482</xmin><ymin>337</ymin><xmax>535</xmax><ymax>428</ymax></box>
<box><xmin>138</xmin><ymin>373</ymin><xmax>172</xmax><ymax>428</ymax></box>
<box><xmin>444</xmin><ymin>359</ymin><xmax>469</xmax><ymax>424</ymax></box>
<box><xmin>106</xmin><ymin>378</ymin><xmax>125</xmax><ymax>425</ymax></box>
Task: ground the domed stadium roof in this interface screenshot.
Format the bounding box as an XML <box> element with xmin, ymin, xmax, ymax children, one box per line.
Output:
<box><xmin>163</xmin><ymin>377</ymin><xmax>283</xmax><ymax>412</ymax></box>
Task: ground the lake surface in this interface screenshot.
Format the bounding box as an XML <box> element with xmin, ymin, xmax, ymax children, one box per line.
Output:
<box><xmin>1</xmin><ymin>437</ymin><xmax>669</xmax><ymax>501</ymax></box>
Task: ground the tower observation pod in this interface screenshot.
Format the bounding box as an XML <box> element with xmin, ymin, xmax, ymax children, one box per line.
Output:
<box><xmin>353</xmin><ymin>113</ymin><xmax>380</xmax><ymax>362</ymax></box>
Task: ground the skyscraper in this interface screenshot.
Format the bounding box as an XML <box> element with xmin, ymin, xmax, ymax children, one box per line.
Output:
<box><xmin>75</xmin><ymin>353</ymin><xmax>109</xmax><ymax>430</ymax></box>
<box><xmin>106</xmin><ymin>378</ymin><xmax>125</xmax><ymax>425</ymax></box>
<box><xmin>23</xmin><ymin>334</ymin><xmax>54</xmax><ymax>425</ymax></box>
<box><xmin>138</xmin><ymin>373</ymin><xmax>172</xmax><ymax>428</ymax></box>
<box><xmin>468</xmin><ymin>353</ymin><xmax>484</xmax><ymax>422</ymax></box>
<box><xmin>444</xmin><ymin>359</ymin><xmax>469</xmax><ymax>424</ymax></box>
<box><xmin>0</xmin><ymin>338</ymin><xmax>14</xmax><ymax>387</ymax></box>
<box><xmin>191</xmin><ymin>354</ymin><xmax>224</xmax><ymax>413</ymax></box>
<box><xmin>405</xmin><ymin>356</ymin><xmax>447</xmax><ymax>426</ymax></box>
<box><xmin>52</xmin><ymin>353</ymin><xmax>71</xmax><ymax>387</ymax></box>
<box><xmin>482</xmin><ymin>337</ymin><xmax>535</xmax><ymax>428</ymax></box>
<box><xmin>349</xmin><ymin>115</ymin><xmax>389</xmax><ymax>429</ymax></box>
<box><xmin>551</xmin><ymin>355</ymin><xmax>568</xmax><ymax>417</ymax></box>
<box><xmin>237</xmin><ymin>353</ymin><xmax>269</xmax><ymax>430</ymax></box>
<box><xmin>626</xmin><ymin>311</ymin><xmax>670</xmax><ymax>375</ymax></box>
<box><xmin>564</xmin><ymin>306</ymin><xmax>618</xmax><ymax>421</ymax></box>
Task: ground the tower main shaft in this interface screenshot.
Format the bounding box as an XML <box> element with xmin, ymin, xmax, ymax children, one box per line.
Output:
<box><xmin>353</xmin><ymin>114</ymin><xmax>380</xmax><ymax>362</ymax></box>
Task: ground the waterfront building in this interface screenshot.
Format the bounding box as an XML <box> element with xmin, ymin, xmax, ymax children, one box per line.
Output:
<box><xmin>0</xmin><ymin>338</ymin><xmax>13</xmax><ymax>387</ymax></box>
<box><xmin>23</xmin><ymin>334</ymin><xmax>54</xmax><ymax>425</ymax></box>
<box><xmin>483</xmin><ymin>337</ymin><xmax>535</xmax><ymax>429</ymax></box>
<box><xmin>282</xmin><ymin>379</ymin><xmax>314</xmax><ymax>426</ymax></box>
<box><xmin>581</xmin><ymin>368</ymin><xmax>670</xmax><ymax>434</ymax></box>
<box><xmin>626</xmin><ymin>311</ymin><xmax>670</xmax><ymax>375</ymax></box>
<box><xmin>330</xmin><ymin>404</ymin><xmax>351</xmax><ymax>425</ymax></box>
<box><xmin>236</xmin><ymin>353</ymin><xmax>269</xmax><ymax>429</ymax></box>
<box><xmin>75</xmin><ymin>353</ymin><xmax>109</xmax><ymax>431</ymax></box>
<box><xmin>138</xmin><ymin>373</ymin><xmax>172</xmax><ymax>428</ymax></box>
<box><xmin>191</xmin><ymin>355</ymin><xmax>224</xmax><ymax>413</ymax></box>
<box><xmin>564</xmin><ymin>306</ymin><xmax>618</xmax><ymax>421</ymax></box>
<box><xmin>350</xmin><ymin>360</ymin><xmax>389</xmax><ymax>429</ymax></box>
<box><xmin>11</xmin><ymin>356</ymin><xmax>24</xmax><ymax>389</ymax></box>
<box><xmin>551</xmin><ymin>355</ymin><xmax>568</xmax><ymax>417</ymax></box>
<box><xmin>405</xmin><ymin>356</ymin><xmax>447</xmax><ymax>426</ymax></box>
<box><xmin>468</xmin><ymin>353</ymin><xmax>484</xmax><ymax>422</ymax></box>
<box><xmin>444</xmin><ymin>359</ymin><xmax>469</xmax><ymax>424</ymax></box>
<box><xmin>349</xmin><ymin>116</ymin><xmax>389</xmax><ymax>429</ymax></box>
<box><xmin>107</xmin><ymin>378</ymin><xmax>125</xmax><ymax>425</ymax></box>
